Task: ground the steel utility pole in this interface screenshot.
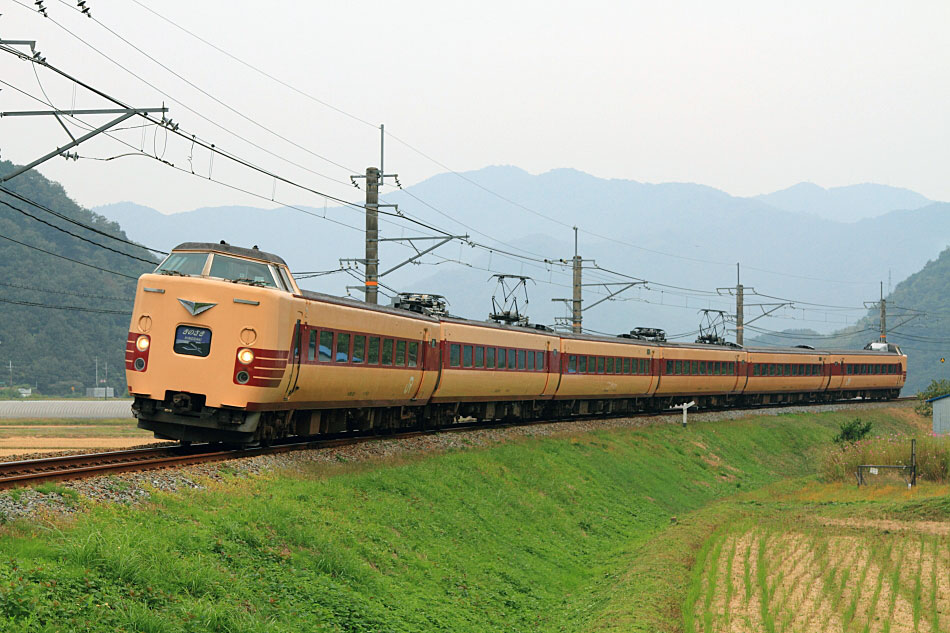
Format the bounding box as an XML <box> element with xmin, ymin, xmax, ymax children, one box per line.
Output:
<box><xmin>864</xmin><ymin>282</ymin><xmax>887</xmax><ymax>343</ymax></box>
<box><xmin>736</xmin><ymin>263</ymin><xmax>744</xmax><ymax>346</ymax></box>
<box><xmin>572</xmin><ymin>226</ymin><xmax>582</xmax><ymax>333</ymax></box>
<box><xmin>364</xmin><ymin>166</ymin><xmax>380</xmax><ymax>304</ymax></box>
<box><xmin>879</xmin><ymin>281</ymin><xmax>886</xmax><ymax>342</ymax></box>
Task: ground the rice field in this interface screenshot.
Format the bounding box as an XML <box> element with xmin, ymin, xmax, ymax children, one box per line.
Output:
<box><xmin>0</xmin><ymin>418</ymin><xmax>160</xmax><ymax>457</ymax></box>
<box><xmin>686</xmin><ymin>517</ymin><xmax>950</xmax><ymax>632</ymax></box>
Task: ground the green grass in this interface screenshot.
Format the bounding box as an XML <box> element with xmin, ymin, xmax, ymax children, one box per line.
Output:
<box><xmin>0</xmin><ymin>407</ymin><xmax>924</xmax><ymax>632</ymax></box>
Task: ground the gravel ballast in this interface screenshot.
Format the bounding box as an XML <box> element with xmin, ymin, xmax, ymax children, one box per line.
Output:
<box><xmin>0</xmin><ymin>400</ymin><xmax>915</xmax><ymax>523</ymax></box>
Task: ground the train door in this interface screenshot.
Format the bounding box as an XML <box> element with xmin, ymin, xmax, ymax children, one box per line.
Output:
<box><xmin>411</xmin><ymin>326</ymin><xmax>441</xmax><ymax>403</ymax></box>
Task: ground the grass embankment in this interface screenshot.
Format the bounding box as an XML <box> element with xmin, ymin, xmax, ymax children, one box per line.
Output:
<box><xmin>0</xmin><ymin>407</ymin><xmax>922</xmax><ymax>632</ymax></box>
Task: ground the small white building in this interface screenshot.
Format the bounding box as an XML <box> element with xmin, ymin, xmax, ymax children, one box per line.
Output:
<box><xmin>929</xmin><ymin>393</ymin><xmax>950</xmax><ymax>435</ymax></box>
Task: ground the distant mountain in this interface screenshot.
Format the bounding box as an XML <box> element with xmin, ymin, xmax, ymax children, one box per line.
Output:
<box><xmin>755</xmin><ymin>182</ymin><xmax>932</xmax><ymax>222</ymax></box>
<box><xmin>0</xmin><ymin>161</ymin><xmax>158</xmax><ymax>395</ymax></box>
<box><xmin>749</xmin><ymin>247</ymin><xmax>950</xmax><ymax>394</ymax></box>
<box><xmin>94</xmin><ymin>166</ymin><xmax>950</xmax><ymax>343</ymax></box>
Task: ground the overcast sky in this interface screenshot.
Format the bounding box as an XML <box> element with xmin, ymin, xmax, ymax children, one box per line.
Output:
<box><xmin>1</xmin><ymin>0</ymin><xmax>947</xmax><ymax>213</ymax></box>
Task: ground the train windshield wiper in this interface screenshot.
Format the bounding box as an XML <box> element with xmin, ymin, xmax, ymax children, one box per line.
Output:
<box><xmin>158</xmin><ymin>270</ymin><xmax>188</xmax><ymax>276</ymax></box>
<box><xmin>231</xmin><ymin>277</ymin><xmax>266</xmax><ymax>287</ymax></box>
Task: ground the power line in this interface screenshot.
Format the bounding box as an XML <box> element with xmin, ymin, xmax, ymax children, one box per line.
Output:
<box><xmin>0</xmin><ymin>279</ymin><xmax>131</xmax><ymax>302</ymax></box>
<box><xmin>34</xmin><ymin>0</ymin><xmax>359</xmax><ymax>185</ymax></box>
<box><xmin>0</xmin><ymin>233</ymin><xmax>139</xmax><ymax>279</ymax></box>
<box><xmin>0</xmin><ymin>196</ymin><xmax>157</xmax><ymax>264</ymax></box>
<box><xmin>0</xmin><ymin>294</ymin><xmax>131</xmax><ymax>314</ymax></box>
<box><xmin>61</xmin><ymin>0</ymin><xmax>886</xmax><ymax>288</ymax></box>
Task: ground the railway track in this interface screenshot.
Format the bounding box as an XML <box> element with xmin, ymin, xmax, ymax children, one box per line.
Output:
<box><xmin>0</xmin><ymin>397</ymin><xmax>915</xmax><ymax>490</ymax></box>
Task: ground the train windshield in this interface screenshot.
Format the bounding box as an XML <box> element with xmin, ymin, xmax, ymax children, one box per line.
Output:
<box><xmin>155</xmin><ymin>252</ymin><xmax>208</xmax><ymax>276</ymax></box>
<box><xmin>208</xmin><ymin>254</ymin><xmax>278</xmax><ymax>287</ymax></box>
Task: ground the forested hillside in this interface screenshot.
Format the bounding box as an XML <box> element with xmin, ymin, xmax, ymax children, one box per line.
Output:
<box><xmin>750</xmin><ymin>247</ymin><xmax>950</xmax><ymax>394</ymax></box>
<box><xmin>0</xmin><ymin>162</ymin><xmax>157</xmax><ymax>396</ymax></box>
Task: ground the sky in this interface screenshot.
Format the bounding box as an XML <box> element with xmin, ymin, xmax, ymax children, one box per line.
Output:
<box><xmin>0</xmin><ymin>0</ymin><xmax>947</xmax><ymax>213</ymax></box>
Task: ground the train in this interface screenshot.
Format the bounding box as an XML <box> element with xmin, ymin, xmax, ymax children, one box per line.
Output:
<box><xmin>125</xmin><ymin>242</ymin><xmax>907</xmax><ymax>445</ymax></box>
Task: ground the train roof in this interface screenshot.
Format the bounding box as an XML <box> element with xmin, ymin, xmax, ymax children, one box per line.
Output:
<box><xmin>172</xmin><ymin>242</ymin><xmax>288</xmax><ymax>266</ymax></box>
<box><xmin>294</xmin><ymin>289</ymin><xmax>903</xmax><ymax>356</ymax></box>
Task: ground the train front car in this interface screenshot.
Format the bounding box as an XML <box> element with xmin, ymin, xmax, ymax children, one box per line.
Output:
<box><xmin>126</xmin><ymin>242</ymin><xmax>299</xmax><ymax>444</ymax></box>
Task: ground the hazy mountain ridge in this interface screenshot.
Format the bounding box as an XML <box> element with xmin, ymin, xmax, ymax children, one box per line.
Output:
<box><xmin>755</xmin><ymin>182</ymin><xmax>932</xmax><ymax>222</ymax></box>
<box><xmin>93</xmin><ymin>166</ymin><xmax>950</xmax><ymax>341</ymax></box>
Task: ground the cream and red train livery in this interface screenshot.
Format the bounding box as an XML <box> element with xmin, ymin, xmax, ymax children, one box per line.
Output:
<box><xmin>126</xmin><ymin>243</ymin><xmax>906</xmax><ymax>444</ymax></box>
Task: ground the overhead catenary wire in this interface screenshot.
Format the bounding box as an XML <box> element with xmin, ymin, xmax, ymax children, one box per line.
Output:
<box><xmin>57</xmin><ymin>0</ymin><xmax>887</xmax><ymax>289</ymax></box>
<box><xmin>3</xmin><ymin>6</ymin><xmax>915</xmax><ymax>331</ymax></box>
<box><xmin>28</xmin><ymin>0</ymin><xmax>360</xmax><ymax>188</ymax></box>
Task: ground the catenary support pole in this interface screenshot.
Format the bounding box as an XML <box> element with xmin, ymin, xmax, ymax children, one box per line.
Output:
<box><xmin>572</xmin><ymin>226</ymin><xmax>582</xmax><ymax>333</ymax></box>
<box><xmin>364</xmin><ymin>167</ymin><xmax>380</xmax><ymax>304</ymax></box>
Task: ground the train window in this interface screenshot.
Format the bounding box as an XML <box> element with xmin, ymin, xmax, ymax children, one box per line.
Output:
<box><xmin>791</xmin><ymin>364</ymin><xmax>797</xmax><ymax>376</ymax></box>
<box><xmin>308</xmin><ymin>330</ymin><xmax>317</xmax><ymax>362</ymax></box>
<box><xmin>449</xmin><ymin>343</ymin><xmax>461</xmax><ymax>367</ymax></box>
<box><xmin>353</xmin><ymin>336</ymin><xmax>366</xmax><ymax>364</ymax></box>
<box><xmin>395</xmin><ymin>340</ymin><xmax>407</xmax><ymax>366</ymax></box>
<box><xmin>475</xmin><ymin>347</ymin><xmax>484</xmax><ymax>368</ymax></box>
<box><xmin>508</xmin><ymin>349</ymin><xmax>517</xmax><ymax>370</ymax></box>
<box><xmin>622</xmin><ymin>358</ymin><xmax>631</xmax><ymax>374</ymax></box>
<box><xmin>497</xmin><ymin>348</ymin><xmax>506</xmax><ymax>369</ymax></box>
<box><xmin>537</xmin><ymin>352</ymin><xmax>544</xmax><ymax>370</ymax></box>
<box><xmin>579</xmin><ymin>355</ymin><xmax>587</xmax><ymax>373</ymax></box>
<box><xmin>155</xmin><ymin>251</ymin><xmax>208</xmax><ymax>276</ymax></box>
<box><xmin>319</xmin><ymin>331</ymin><xmax>333</xmax><ymax>362</ymax></box>
<box><xmin>336</xmin><ymin>333</ymin><xmax>350</xmax><ymax>362</ymax></box>
<box><xmin>569</xmin><ymin>355</ymin><xmax>577</xmax><ymax>373</ymax></box>
<box><xmin>408</xmin><ymin>342</ymin><xmax>419</xmax><ymax>368</ymax></box>
<box><xmin>209</xmin><ymin>254</ymin><xmax>278</xmax><ymax>288</ymax></box>
<box><xmin>606</xmin><ymin>357</ymin><xmax>615</xmax><ymax>373</ymax></box>
<box><xmin>596</xmin><ymin>357</ymin><xmax>605</xmax><ymax>373</ymax></box>
<box><xmin>462</xmin><ymin>345</ymin><xmax>473</xmax><ymax>368</ymax></box>
<box><xmin>848</xmin><ymin>364</ymin><xmax>853</xmax><ymax>375</ymax></box>
<box><xmin>368</xmin><ymin>337</ymin><xmax>380</xmax><ymax>364</ymax></box>
<box><xmin>517</xmin><ymin>350</ymin><xmax>526</xmax><ymax>370</ymax></box>
<box><xmin>642</xmin><ymin>359</ymin><xmax>649</xmax><ymax>374</ymax></box>
<box><xmin>889</xmin><ymin>364</ymin><xmax>896</xmax><ymax>374</ymax></box>
<box><xmin>486</xmin><ymin>347</ymin><xmax>495</xmax><ymax>368</ymax></box>
<box><xmin>752</xmin><ymin>364</ymin><xmax>759</xmax><ymax>376</ymax></box>
<box><xmin>382</xmin><ymin>339</ymin><xmax>394</xmax><ymax>366</ymax></box>
<box><xmin>527</xmin><ymin>351</ymin><xmax>535</xmax><ymax>371</ymax></box>
<box><xmin>690</xmin><ymin>361</ymin><xmax>698</xmax><ymax>375</ymax></box>
<box><xmin>666</xmin><ymin>360</ymin><xmax>673</xmax><ymax>375</ymax></box>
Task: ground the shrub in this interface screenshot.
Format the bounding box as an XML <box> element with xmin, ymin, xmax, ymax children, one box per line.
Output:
<box><xmin>915</xmin><ymin>379</ymin><xmax>950</xmax><ymax>417</ymax></box>
<box><xmin>833</xmin><ymin>418</ymin><xmax>873</xmax><ymax>445</ymax></box>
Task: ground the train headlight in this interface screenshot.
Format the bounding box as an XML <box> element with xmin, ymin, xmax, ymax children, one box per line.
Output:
<box><xmin>237</xmin><ymin>348</ymin><xmax>255</xmax><ymax>365</ymax></box>
<box><xmin>135</xmin><ymin>335</ymin><xmax>150</xmax><ymax>352</ymax></box>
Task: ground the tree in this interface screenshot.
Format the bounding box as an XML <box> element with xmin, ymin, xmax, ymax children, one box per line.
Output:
<box><xmin>915</xmin><ymin>379</ymin><xmax>950</xmax><ymax>417</ymax></box>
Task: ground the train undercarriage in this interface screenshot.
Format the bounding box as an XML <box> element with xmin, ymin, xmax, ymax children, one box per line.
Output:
<box><xmin>133</xmin><ymin>387</ymin><xmax>902</xmax><ymax>446</ymax></box>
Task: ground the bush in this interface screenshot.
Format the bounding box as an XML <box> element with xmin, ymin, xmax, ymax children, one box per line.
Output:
<box><xmin>915</xmin><ymin>379</ymin><xmax>950</xmax><ymax>417</ymax></box>
<box><xmin>833</xmin><ymin>418</ymin><xmax>873</xmax><ymax>444</ymax></box>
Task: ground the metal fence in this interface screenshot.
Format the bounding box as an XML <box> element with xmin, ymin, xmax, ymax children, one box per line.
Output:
<box><xmin>856</xmin><ymin>439</ymin><xmax>916</xmax><ymax>487</ymax></box>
